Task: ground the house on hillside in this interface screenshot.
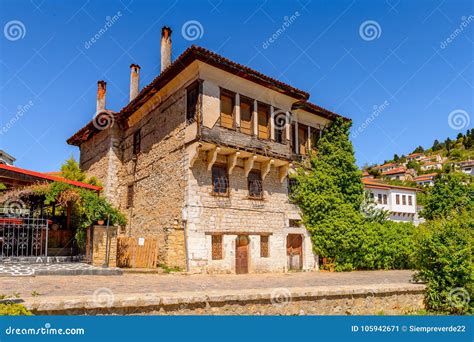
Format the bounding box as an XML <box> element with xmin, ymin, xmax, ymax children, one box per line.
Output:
<box><xmin>375</xmin><ymin>163</ymin><xmax>398</xmax><ymax>173</ymax></box>
<box><xmin>0</xmin><ymin>150</ymin><xmax>15</xmax><ymax>166</ymax></box>
<box><xmin>382</xmin><ymin>166</ymin><xmax>415</xmax><ymax>181</ymax></box>
<box><xmin>414</xmin><ymin>173</ymin><xmax>437</xmax><ymax>186</ymax></box>
<box><xmin>67</xmin><ymin>27</ymin><xmax>349</xmax><ymax>274</ymax></box>
<box><xmin>420</xmin><ymin>160</ymin><xmax>442</xmax><ymax>172</ymax></box>
<box><xmin>406</xmin><ymin>153</ymin><xmax>425</xmax><ymax>162</ymax></box>
<box><xmin>362</xmin><ymin>178</ymin><xmax>421</xmax><ymax>225</ymax></box>
<box><xmin>457</xmin><ymin>160</ymin><xmax>474</xmax><ymax>176</ymax></box>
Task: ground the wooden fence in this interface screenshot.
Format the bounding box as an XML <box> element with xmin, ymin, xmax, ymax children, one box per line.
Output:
<box><xmin>116</xmin><ymin>237</ymin><xmax>158</xmax><ymax>268</ymax></box>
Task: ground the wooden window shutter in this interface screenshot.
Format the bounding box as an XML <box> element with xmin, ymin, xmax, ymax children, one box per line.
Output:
<box><xmin>257</xmin><ymin>103</ymin><xmax>270</xmax><ymax>139</ymax></box>
<box><xmin>212</xmin><ymin>235</ymin><xmax>223</xmax><ymax>260</ymax></box>
<box><xmin>260</xmin><ymin>235</ymin><xmax>269</xmax><ymax>258</ymax></box>
<box><xmin>240</xmin><ymin>97</ymin><xmax>253</xmax><ymax>135</ymax></box>
<box><xmin>220</xmin><ymin>90</ymin><xmax>235</xmax><ymax>129</ymax></box>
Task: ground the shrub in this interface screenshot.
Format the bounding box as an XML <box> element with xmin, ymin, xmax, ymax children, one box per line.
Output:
<box><xmin>0</xmin><ymin>303</ymin><xmax>32</xmax><ymax>316</ymax></box>
<box><xmin>414</xmin><ymin>211</ymin><xmax>473</xmax><ymax>314</ymax></box>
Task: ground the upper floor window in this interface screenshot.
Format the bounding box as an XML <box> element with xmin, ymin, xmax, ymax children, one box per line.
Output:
<box><xmin>240</xmin><ymin>96</ymin><xmax>253</xmax><ymax>135</ymax></box>
<box><xmin>396</xmin><ymin>194</ymin><xmax>400</xmax><ymax>205</ymax></box>
<box><xmin>186</xmin><ymin>81</ymin><xmax>200</xmax><ymax>123</ymax></box>
<box><xmin>402</xmin><ymin>195</ymin><xmax>407</xmax><ymax>205</ymax></box>
<box><xmin>298</xmin><ymin>123</ymin><xmax>309</xmax><ymax>155</ymax></box>
<box><xmin>310</xmin><ymin>127</ymin><xmax>320</xmax><ymax>150</ymax></box>
<box><xmin>274</xmin><ymin>108</ymin><xmax>285</xmax><ymax>144</ymax></box>
<box><xmin>377</xmin><ymin>194</ymin><xmax>382</xmax><ymax>203</ymax></box>
<box><xmin>220</xmin><ymin>89</ymin><xmax>235</xmax><ymax>129</ymax></box>
<box><xmin>248</xmin><ymin>170</ymin><xmax>263</xmax><ymax>199</ymax></box>
<box><xmin>257</xmin><ymin>103</ymin><xmax>270</xmax><ymax>139</ymax></box>
<box><xmin>133</xmin><ymin>129</ymin><xmax>141</xmax><ymax>155</ymax></box>
<box><xmin>212</xmin><ymin>165</ymin><xmax>229</xmax><ymax>196</ymax></box>
<box><xmin>383</xmin><ymin>194</ymin><xmax>388</xmax><ymax>205</ymax></box>
<box><xmin>408</xmin><ymin>195</ymin><xmax>413</xmax><ymax>206</ymax></box>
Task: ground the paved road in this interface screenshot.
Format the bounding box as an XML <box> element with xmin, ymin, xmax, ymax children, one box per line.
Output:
<box><xmin>0</xmin><ymin>270</ymin><xmax>415</xmax><ymax>299</ymax></box>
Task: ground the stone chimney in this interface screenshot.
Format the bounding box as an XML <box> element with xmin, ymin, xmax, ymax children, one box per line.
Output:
<box><xmin>129</xmin><ymin>64</ymin><xmax>140</xmax><ymax>101</ymax></box>
<box><xmin>97</xmin><ymin>80</ymin><xmax>107</xmax><ymax>113</ymax></box>
<box><xmin>161</xmin><ymin>26</ymin><xmax>172</xmax><ymax>72</ymax></box>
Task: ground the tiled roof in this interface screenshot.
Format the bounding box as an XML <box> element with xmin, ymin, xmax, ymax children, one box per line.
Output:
<box><xmin>67</xmin><ymin>45</ymin><xmax>347</xmax><ymax>146</ymax></box>
<box><xmin>0</xmin><ymin>164</ymin><xmax>101</xmax><ymax>191</ymax></box>
<box><xmin>362</xmin><ymin>178</ymin><xmax>418</xmax><ymax>191</ymax></box>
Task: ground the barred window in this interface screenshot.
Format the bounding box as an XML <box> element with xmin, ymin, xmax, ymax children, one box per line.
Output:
<box><xmin>248</xmin><ymin>170</ymin><xmax>263</xmax><ymax>199</ymax></box>
<box><xmin>212</xmin><ymin>235</ymin><xmax>223</xmax><ymax>260</ymax></box>
<box><xmin>212</xmin><ymin>165</ymin><xmax>229</xmax><ymax>196</ymax></box>
<box><xmin>260</xmin><ymin>235</ymin><xmax>269</xmax><ymax>258</ymax></box>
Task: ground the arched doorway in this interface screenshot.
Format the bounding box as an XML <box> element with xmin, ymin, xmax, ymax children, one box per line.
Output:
<box><xmin>235</xmin><ymin>235</ymin><xmax>249</xmax><ymax>274</ymax></box>
<box><xmin>287</xmin><ymin>234</ymin><xmax>303</xmax><ymax>270</ymax></box>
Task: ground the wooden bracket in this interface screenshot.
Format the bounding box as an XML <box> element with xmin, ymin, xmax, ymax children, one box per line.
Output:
<box><xmin>207</xmin><ymin>147</ymin><xmax>220</xmax><ymax>171</ymax></box>
<box><xmin>261</xmin><ymin>159</ymin><xmax>274</xmax><ymax>180</ymax></box>
<box><xmin>279</xmin><ymin>163</ymin><xmax>290</xmax><ymax>183</ymax></box>
<box><xmin>227</xmin><ymin>151</ymin><xmax>240</xmax><ymax>175</ymax></box>
<box><xmin>189</xmin><ymin>143</ymin><xmax>202</xmax><ymax>168</ymax></box>
<box><xmin>244</xmin><ymin>155</ymin><xmax>257</xmax><ymax>177</ymax></box>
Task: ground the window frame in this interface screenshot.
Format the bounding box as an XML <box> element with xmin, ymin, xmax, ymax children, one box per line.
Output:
<box><xmin>211</xmin><ymin>234</ymin><xmax>223</xmax><ymax>260</ymax></box>
<box><xmin>257</xmin><ymin>102</ymin><xmax>270</xmax><ymax>140</ymax></box>
<box><xmin>402</xmin><ymin>195</ymin><xmax>407</xmax><ymax>205</ymax></box>
<box><xmin>239</xmin><ymin>95</ymin><xmax>253</xmax><ymax>135</ymax></box>
<box><xmin>260</xmin><ymin>235</ymin><xmax>269</xmax><ymax>258</ymax></box>
<box><xmin>408</xmin><ymin>195</ymin><xmax>413</xmax><ymax>206</ymax></box>
<box><xmin>396</xmin><ymin>194</ymin><xmax>400</xmax><ymax>205</ymax></box>
<box><xmin>186</xmin><ymin>80</ymin><xmax>200</xmax><ymax>123</ymax></box>
<box><xmin>133</xmin><ymin>129</ymin><xmax>141</xmax><ymax>155</ymax></box>
<box><xmin>248</xmin><ymin>170</ymin><xmax>264</xmax><ymax>199</ymax></box>
<box><xmin>211</xmin><ymin>164</ymin><xmax>230</xmax><ymax>197</ymax></box>
<box><xmin>219</xmin><ymin>88</ymin><xmax>235</xmax><ymax>130</ymax></box>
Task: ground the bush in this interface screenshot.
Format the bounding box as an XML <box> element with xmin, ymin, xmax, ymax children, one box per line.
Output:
<box><xmin>414</xmin><ymin>211</ymin><xmax>473</xmax><ymax>314</ymax></box>
<box><xmin>0</xmin><ymin>303</ymin><xmax>32</xmax><ymax>316</ymax></box>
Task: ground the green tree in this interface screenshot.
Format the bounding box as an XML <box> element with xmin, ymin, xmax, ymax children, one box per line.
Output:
<box><xmin>420</xmin><ymin>173</ymin><xmax>474</xmax><ymax>220</ymax></box>
<box><xmin>445</xmin><ymin>138</ymin><xmax>452</xmax><ymax>156</ymax></box>
<box><xmin>432</xmin><ymin>139</ymin><xmax>442</xmax><ymax>151</ymax></box>
<box><xmin>60</xmin><ymin>156</ymin><xmax>101</xmax><ymax>186</ymax></box>
<box><xmin>360</xmin><ymin>191</ymin><xmax>390</xmax><ymax>223</ymax></box>
<box><xmin>413</xmin><ymin>146</ymin><xmax>425</xmax><ymax>154</ymax></box>
<box><xmin>290</xmin><ymin>118</ymin><xmax>365</xmax><ymax>270</ymax></box>
<box><xmin>393</xmin><ymin>154</ymin><xmax>400</xmax><ymax>162</ymax></box>
<box><xmin>0</xmin><ymin>183</ymin><xmax>6</xmax><ymax>191</ymax></box>
<box><xmin>414</xmin><ymin>211</ymin><xmax>473</xmax><ymax>314</ymax></box>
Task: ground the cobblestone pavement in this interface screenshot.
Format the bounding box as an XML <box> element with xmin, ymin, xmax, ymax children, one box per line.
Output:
<box><xmin>0</xmin><ymin>263</ymin><xmax>121</xmax><ymax>277</ymax></box>
<box><xmin>0</xmin><ymin>270</ymin><xmax>414</xmax><ymax>299</ymax></box>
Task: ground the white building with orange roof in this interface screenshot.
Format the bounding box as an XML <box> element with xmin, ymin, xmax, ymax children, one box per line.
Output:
<box><xmin>414</xmin><ymin>173</ymin><xmax>437</xmax><ymax>186</ymax></box>
<box><xmin>362</xmin><ymin>178</ymin><xmax>421</xmax><ymax>225</ymax></box>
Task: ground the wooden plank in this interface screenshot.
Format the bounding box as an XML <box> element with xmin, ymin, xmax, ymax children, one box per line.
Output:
<box><xmin>117</xmin><ymin>236</ymin><xmax>158</xmax><ymax>268</ymax></box>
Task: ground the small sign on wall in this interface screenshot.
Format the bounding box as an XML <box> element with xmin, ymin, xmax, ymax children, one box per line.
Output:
<box><xmin>138</xmin><ymin>237</ymin><xmax>145</xmax><ymax>246</ymax></box>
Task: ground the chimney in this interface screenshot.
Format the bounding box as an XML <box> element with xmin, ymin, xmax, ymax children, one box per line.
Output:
<box><xmin>96</xmin><ymin>80</ymin><xmax>106</xmax><ymax>113</ymax></box>
<box><xmin>129</xmin><ymin>64</ymin><xmax>140</xmax><ymax>101</ymax></box>
<box><xmin>161</xmin><ymin>26</ymin><xmax>172</xmax><ymax>72</ymax></box>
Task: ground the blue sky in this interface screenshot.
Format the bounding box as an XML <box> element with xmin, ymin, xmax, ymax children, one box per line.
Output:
<box><xmin>0</xmin><ymin>0</ymin><xmax>473</xmax><ymax>171</ymax></box>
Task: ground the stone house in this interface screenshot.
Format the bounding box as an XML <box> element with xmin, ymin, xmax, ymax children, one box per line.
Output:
<box><xmin>67</xmin><ymin>27</ymin><xmax>348</xmax><ymax>274</ymax></box>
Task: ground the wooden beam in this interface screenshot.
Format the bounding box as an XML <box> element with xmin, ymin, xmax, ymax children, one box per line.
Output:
<box><xmin>227</xmin><ymin>151</ymin><xmax>240</xmax><ymax>175</ymax></box>
<box><xmin>244</xmin><ymin>155</ymin><xmax>257</xmax><ymax>177</ymax></box>
<box><xmin>261</xmin><ymin>159</ymin><xmax>274</xmax><ymax>180</ymax></box>
<box><xmin>207</xmin><ymin>147</ymin><xmax>220</xmax><ymax>171</ymax></box>
<box><xmin>279</xmin><ymin>163</ymin><xmax>290</xmax><ymax>183</ymax></box>
<box><xmin>189</xmin><ymin>143</ymin><xmax>202</xmax><ymax>168</ymax></box>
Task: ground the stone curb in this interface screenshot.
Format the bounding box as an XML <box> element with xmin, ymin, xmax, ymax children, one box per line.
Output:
<box><xmin>24</xmin><ymin>283</ymin><xmax>425</xmax><ymax>314</ymax></box>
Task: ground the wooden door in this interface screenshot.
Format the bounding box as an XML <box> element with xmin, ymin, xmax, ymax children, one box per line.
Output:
<box><xmin>287</xmin><ymin>234</ymin><xmax>302</xmax><ymax>270</ymax></box>
<box><xmin>235</xmin><ymin>235</ymin><xmax>249</xmax><ymax>274</ymax></box>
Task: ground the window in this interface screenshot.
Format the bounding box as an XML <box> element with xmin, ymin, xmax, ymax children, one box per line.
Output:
<box><xmin>274</xmin><ymin>108</ymin><xmax>285</xmax><ymax>144</ymax></box>
<box><xmin>408</xmin><ymin>195</ymin><xmax>413</xmax><ymax>206</ymax></box>
<box><xmin>257</xmin><ymin>103</ymin><xmax>270</xmax><ymax>139</ymax></box>
<box><xmin>220</xmin><ymin>89</ymin><xmax>235</xmax><ymax>129</ymax></box>
<box><xmin>383</xmin><ymin>194</ymin><xmax>388</xmax><ymax>205</ymax></box>
<box><xmin>248</xmin><ymin>170</ymin><xmax>263</xmax><ymax>199</ymax></box>
<box><xmin>288</xmin><ymin>178</ymin><xmax>298</xmax><ymax>197</ymax></box>
<box><xmin>370</xmin><ymin>192</ymin><xmax>374</xmax><ymax>199</ymax></box>
<box><xmin>133</xmin><ymin>129</ymin><xmax>141</xmax><ymax>155</ymax></box>
<box><xmin>127</xmin><ymin>184</ymin><xmax>134</xmax><ymax>208</ymax></box>
<box><xmin>298</xmin><ymin>124</ymin><xmax>309</xmax><ymax>155</ymax></box>
<box><xmin>289</xmin><ymin>219</ymin><xmax>301</xmax><ymax>227</ymax></box>
<box><xmin>212</xmin><ymin>165</ymin><xmax>229</xmax><ymax>196</ymax></box>
<box><xmin>396</xmin><ymin>194</ymin><xmax>400</xmax><ymax>205</ymax></box>
<box><xmin>275</xmin><ymin>125</ymin><xmax>284</xmax><ymax>143</ymax></box>
<box><xmin>240</xmin><ymin>96</ymin><xmax>253</xmax><ymax>135</ymax></box>
<box><xmin>291</xmin><ymin>123</ymin><xmax>297</xmax><ymax>153</ymax></box>
<box><xmin>211</xmin><ymin>235</ymin><xmax>223</xmax><ymax>260</ymax></box>
<box><xmin>260</xmin><ymin>235</ymin><xmax>269</xmax><ymax>258</ymax></box>
<box><xmin>186</xmin><ymin>81</ymin><xmax>200</xmax><ymax>123</ymax></box>
<box><xmin>402</xmin><ymin>195</ymin><xmax>407</xmax><ymax>205</ymax></box>
<box><xmin>377</xmin><ymin>194</ymin><xmax>382</xmax><ymax>204</ymax></box>
<box><xmin>310</xmin><ymin>127</ymin><xmax>320</xmax><ymax>150</ymax></box>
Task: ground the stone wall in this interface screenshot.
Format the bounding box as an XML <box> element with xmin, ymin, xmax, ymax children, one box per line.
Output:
<box><xmin>185</xmin><ymin>153</ymin><xmax>316</xmax><ymax>273</ymax></box>
<box><xmin>90</xmin><ymin>225</ymin><xmax>118</xmax><ymax>267</ymax></box>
